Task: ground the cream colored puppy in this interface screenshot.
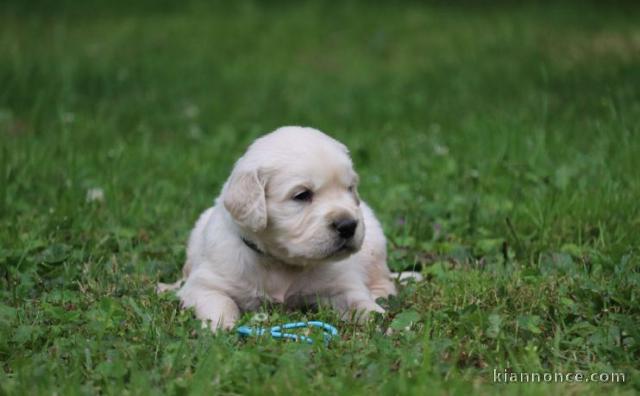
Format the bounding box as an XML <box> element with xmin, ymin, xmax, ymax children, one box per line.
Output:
<box><xmin>159</xmin><ymin>126</ymin><xmax>399</xmax><ymax>330</ymax></box>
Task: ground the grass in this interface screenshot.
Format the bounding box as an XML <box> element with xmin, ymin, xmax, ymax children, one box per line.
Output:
<box><xmin>1</xmin><ymin>1</ymin><xmax>639</xmax><ymax>394</ymax></box>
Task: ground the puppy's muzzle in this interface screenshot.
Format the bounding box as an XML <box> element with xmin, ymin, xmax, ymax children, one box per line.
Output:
<box><xmin>332</xmin><ymin>217</ymin><xmax>358</xmax><ymax>240</ymax></box>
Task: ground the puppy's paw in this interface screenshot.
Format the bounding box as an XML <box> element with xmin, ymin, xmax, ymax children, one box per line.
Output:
<box><xmin>341</xmin><ymin>300</ymin><xmax>386</xmax><ymax>324</ymax></box>
<box><xmin>179</xmin><ymin>287</ymin><xmax>240</xmax><ymax>332</ymax></box>
<box><xmin>194</xmin><ymin>304</ymin><xmax>240</xmax><ymax>333</ymax></box>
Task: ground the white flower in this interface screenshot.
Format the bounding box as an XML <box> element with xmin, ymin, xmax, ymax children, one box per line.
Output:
<box><xmin>86</xmin><ymin>187</ymin><xmax>105</xmax><ymax>203</ymax></box>
<box><xmin>183</xmin><ymin>103</ymin><xmax>200</xmax><ymax>119</ymax></box>
<box><xmin>433</xmin><ymin>143</ymin><xmax>449</xmax><ymax>156</ymax></box>
<box><xmin>61</xmin><ymin>112</ymin><xmax>76</xmax><ymax>124</ymax></box>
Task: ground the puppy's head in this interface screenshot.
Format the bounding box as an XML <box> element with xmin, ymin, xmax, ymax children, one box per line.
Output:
<box><xmin>223</xmin><ymin>126</ymin><xmax>364</xmax><ymax>266</ymax></box>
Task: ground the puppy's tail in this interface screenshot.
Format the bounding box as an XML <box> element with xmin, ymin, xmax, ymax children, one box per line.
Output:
<box><xmin>392</xmin><ymin>271</ymin><xmax>423</xmax><ymax>283</ymax></box>
<box><xmin>157</xmin><ymin>259</ymin><xmax>191</xmax><ymax>294</ymax></box>
<box><xmin>156</xmin><ymin>279</ymin><xmax>185</xmax><ymax>294</ymax></box>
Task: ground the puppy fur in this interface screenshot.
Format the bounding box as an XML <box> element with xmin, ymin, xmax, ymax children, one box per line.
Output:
<box><xmin>159</xmin><ymin>126</ymin><xmax>400</xmax><ymax>330</ymax></box>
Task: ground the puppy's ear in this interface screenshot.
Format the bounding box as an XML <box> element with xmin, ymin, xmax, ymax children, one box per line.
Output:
<box><xmin>223</xmin><ymin>170</ymin><xmax>267</xmax><ymax>232</ymax></box>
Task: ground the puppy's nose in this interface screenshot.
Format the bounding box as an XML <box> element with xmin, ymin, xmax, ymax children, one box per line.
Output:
<box><xmin>332</xmin><ymin>218</ymin><xmax>358</xmax><ymax>239</ymax></box>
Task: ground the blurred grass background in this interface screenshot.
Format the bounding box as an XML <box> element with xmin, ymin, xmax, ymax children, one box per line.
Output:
<box><xmin>1</xmin><ymin>1</ymin><xmax>639</xmax><ymax>394</ymax></box>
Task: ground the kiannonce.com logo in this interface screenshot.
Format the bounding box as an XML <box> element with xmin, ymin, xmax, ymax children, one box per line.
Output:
<box><xmin>493</xmin><ymin>369</ymin><xmax>626</xmax><ymax>383</ymax></box>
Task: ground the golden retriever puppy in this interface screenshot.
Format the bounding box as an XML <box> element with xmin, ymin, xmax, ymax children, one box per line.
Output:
<box><xmin>159</xmin><ymin>126</ymin><xmax>402</xmax><ymax>330</ymax></box>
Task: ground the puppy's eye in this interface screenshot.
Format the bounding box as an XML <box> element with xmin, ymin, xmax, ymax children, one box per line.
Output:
<box><xmin>348</xmin><ymin>185</ymin><xmax>355</xmax><ymax>193</ymax></box>
<box><xmin>293</xmin><ymin>189</ymin><xmax>313</xmax><ymax>202</ymax></box>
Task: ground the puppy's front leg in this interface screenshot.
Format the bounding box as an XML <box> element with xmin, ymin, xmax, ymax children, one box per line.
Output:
<box><xmin>178</xmin><ymin>283</ymin><xmax>240</xmax><ymax>331</ymax></box>
<box><xmin>330</xmin><ymin>289</ymin><xmax>385</xmax><ymax>323</ymax></box>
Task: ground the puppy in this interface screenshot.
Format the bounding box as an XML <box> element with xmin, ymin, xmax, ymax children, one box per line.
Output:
<box><xmin>159</xmin><ymin>126</ymin><xmax>402</xmax><ymax>330</ymax></box>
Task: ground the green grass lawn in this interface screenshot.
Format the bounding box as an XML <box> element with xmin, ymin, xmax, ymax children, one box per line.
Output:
<box><xmin>1</xmin><ymin>1</ymin><xmax>639</xmax><ymax>394</ymax></box>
